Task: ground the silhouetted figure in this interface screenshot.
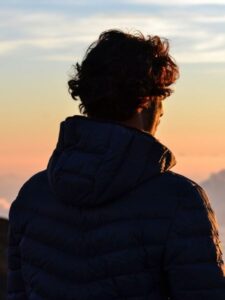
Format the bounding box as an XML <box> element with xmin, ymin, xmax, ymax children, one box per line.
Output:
<box><xmin>7</xmin><ymin>29</ymin><xmax>225</xmax><ymax>299</ymax></box>
<box><xmin>0</xmin><ymin>218</ymin><xmax>8</xmax><ymax>300</ymax></box>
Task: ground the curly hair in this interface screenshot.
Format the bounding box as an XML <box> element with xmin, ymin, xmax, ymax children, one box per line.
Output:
<box><xmin>68</xmin><ymin>29</ymin><xmax>179</xmax><ymax>121</ymax></box>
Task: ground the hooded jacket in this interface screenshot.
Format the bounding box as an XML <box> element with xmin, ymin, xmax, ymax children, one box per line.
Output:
<box><xmin>7</xmin><ymin>115</ymin><xmax>225</xmax><ymax>300</ymax></box>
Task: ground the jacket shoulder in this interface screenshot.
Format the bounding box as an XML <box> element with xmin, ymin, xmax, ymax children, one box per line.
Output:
<box><xmin>164</xmin><ymin>170</ymin><xmax>200</xmax><ymax>188</ymax></box>
<box><xmin>8</xmin><ymin>170</ymin><xmax>49</xmax><ymax>226</ymax></box>
<box><xmin>162</xmin><ymin>170</ymin><xmax>210</xmax><ymax>208</ymax></box>
<box><xmin>13</xmin><ymin>170</ymin><xmax>48</xmax><ymax>201</ymax></box>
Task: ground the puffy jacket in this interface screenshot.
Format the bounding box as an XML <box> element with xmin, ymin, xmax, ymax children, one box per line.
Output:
<box><xmin>7</xmin><ymin>115</ymin><xmax>225</xmax><ymax>300</ymax></box>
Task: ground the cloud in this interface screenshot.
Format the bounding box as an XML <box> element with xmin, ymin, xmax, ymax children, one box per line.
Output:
<box><xmin>0</xmin><ymin>6</ymin><xmax>225</xmax><ymax>63</ymax></box>
<box><xmin>195</xmin><ymin>16</ymin><xmax>225</xmax><ymax>23</ymax></box>
<box><xmin>0</xmin><ymin>173</ymin><xmax>27</xmax><ymax>218</ymax></box>
<box><xmin>176</xmin><ymin>49</ymin><xmax>225</xmax><ymax>63</ymax></box>
<box><xmin>201</xmin><ymin>169</ymin><xmax>225</xmax><ymax>225</ymax></box>
<box><xmin>0</xmin><ymin>198</ymin><xmax>10</xmax><ymax>211</ymax></box>
<box><xmin>125</xmin><ymin>0</ymin><xmax>225</xmax><ymax>4</ymax></box>
<box><xmin>0</xmin><ymin>174</ymin><xmax>25</xmax><ymax>203</ymax></box>
<box><xmin>0</xmin><ymin>173</ymin><xmax>26</xmax><ymax>218</ymax></box>
<box><xmin>0</xmin><ymin>40</ymin><xmax>23</xmax><ymax>55</ymax></box>
<box><xmin>18</xmin><ymin>0</ymin><xmax>225</xmax><ymax>4</ymax></box>
<box><xmin>41</xmin><ymin>54</ymin><xmax>79</xmax><ymax>61</ymax></box>
<box><xmin>194</xmin><ymin>35</ymin><xmax>225</xmax><ymax>51</ymax></box>
<box><xmin>201</xmin><ymin>169</ymin><xmax>225</xmax><ymax>254</ymax></box>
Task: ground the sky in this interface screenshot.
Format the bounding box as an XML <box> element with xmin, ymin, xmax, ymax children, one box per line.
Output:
<box><xmin>1</xmin><ymin>0</ymin><xmax>225</xmax><ymax>216</ymax></box>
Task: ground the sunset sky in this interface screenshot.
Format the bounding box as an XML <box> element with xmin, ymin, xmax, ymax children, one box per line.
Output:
<box><xmin>1</xmin><ymin>0</ymin><xmax>225</xmax><ymax>216</ymax></box>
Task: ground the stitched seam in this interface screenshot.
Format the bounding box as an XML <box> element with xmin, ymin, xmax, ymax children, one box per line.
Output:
<box><xmin>170</xmin><ymin>232</ymin><xmax>215</xmax><ymax>239</ymax></box>
<box><xmin>24</xmin><ymin>277</ymin><xmax>157</xmax><ymax>300</ymax></box>
<box><xmin>172</xmin><ymin>260</ymin><xmax>220</xmax><ymax>267</ymax></box>
<box><xmin>178</xmin><ymin>286</ymin><xmax>225</xmax><ymax>293</ymax></box>
<box><xmin>7</xmin><ymin>290</ymin><xmax>26</xmax><ymax>295</ymax></box>
<box><xmin>14</xmin><ymin>203</ymin><xmax>172</xmax><ymax>232</ymax></box>
<box><xmin>21</xmin><ymin>257</ymin><xmax>157</xmax><ymax>286</ymax></box>
<box><xmin>22</xmin><ymin>233</ymin><xmax>163</xmax><ymax>260</ymax></box>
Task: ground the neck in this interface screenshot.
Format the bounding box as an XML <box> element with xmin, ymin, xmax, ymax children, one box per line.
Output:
<box><xmin>118</xmin><ymin>112</ymin><xmax>154</xmax><ymax>135</ymax></box>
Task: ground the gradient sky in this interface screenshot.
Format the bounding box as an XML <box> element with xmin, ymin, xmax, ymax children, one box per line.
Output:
<box><xmin>1</xmin><ymin>0</ymin><xmax>225</xmax><ymax>214</ymax></box>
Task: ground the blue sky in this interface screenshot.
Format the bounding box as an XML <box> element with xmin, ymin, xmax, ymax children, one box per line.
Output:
<box><xmin>1</xmin><ymin>0</ymin><xmax>225</xmax><ymax>63</ymax></box>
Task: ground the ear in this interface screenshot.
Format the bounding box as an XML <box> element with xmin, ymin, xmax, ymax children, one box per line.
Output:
<box><xmin>136</xmin><ymin>99</ymin><xmax>150</xmax><ymax>113</ymax></box>
<box><xmin>137</xmin><ymin>106</ymin><xmax>144</xmax><ymax>113</ymax></box>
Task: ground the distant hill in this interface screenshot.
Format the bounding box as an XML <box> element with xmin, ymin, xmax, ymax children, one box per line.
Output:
<box><xmin>201</xmin><ymin>169</ymin><xmax>225</xmax><ymax>255</ymax></box>
<box><xmin>201</xmin><ymin>169</ymin><xmax>225</xmax><ymax>226</ymax></box>
<box><xmin>0</xmin><ymin>173</ymin><xmax>27</xmax><ymax>218</ymax></box>
<box><xmin>0</xmin><ymin>217</ymin><xmax>8</xmax><ymax>300</ymax></box>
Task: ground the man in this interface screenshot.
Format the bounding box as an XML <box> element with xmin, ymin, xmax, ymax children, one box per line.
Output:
<box><xmin>7</xmin><ymin>29</ymin><xmax>225</xmax><ymax>300</ymax></box>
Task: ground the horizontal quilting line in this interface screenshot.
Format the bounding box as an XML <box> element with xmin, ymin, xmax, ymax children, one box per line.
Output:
<box><xmin>78</xmin><ymin>215</ymin><xmax>171</xmax><ymax>233</ymax></box>
<box><xmin>178</xmin><ymin>286</ymin><xmax>225</xmax><ymax>293</ymax></box>
<box><xmin>180</xmin><ymin>205</ymin><xmax>206</xmax><ymax>211</ymax></box>
<box><xmin>173</xmin><ymin>260</ymin><xmax>222</xmax><ymax>268</ymax></box>
<box><xmin>27</xmin><ymin>287</ymin><xmax>52</xmax><ymax>300</ymax></box>
<box><xmin>8</xmin><ymin>216</ymin><xmax>168</xmax><ymax>244</ymax></box>
<box><xmin>58</xmin><ymin>169</ymin><xmax>95</xmax><ymax>181</ymax></box>
<box><xmin>7</xmin><ymin>267</ymin><xmax>23</xmax><ymax>272</ymax></box>
<box><xmin>16</xmin><ymin>202</ymin><xmax>171</xmax><ymax>233</ymax></box>
<box><xmin>26</xmin><ymin>279</ymin><xmax>154</xmax><ymax>300</ymax></box>
<box><xmin>67</xmin><ymin>146</ymin><xmax>107</xmax><ymax>155</ymax></box>
<box><xmin>7</xmin><ymin>290</ymin><xmax>26</xmax><ymax>295</ymax></box>
<box><xmin>23</xmin><ymin>232</ymin><xmax>163</xmax><ymax>261</ymax></box>
<box><xmin>8</xmin><ymin>244</ymin><xmax>23</xmax><ymax>250</ymax></box>
<box><xmin>21</xmin><ymin>255</ymin><xmax>157</xmax><ymax>286</ymax></box>
<box><xmin>172</xmin><ymin>232</ymin><xmax>215</xmax><ymax>239</ymax></box>
<box><xmin>65</xmin><ymin>215</ymin><xmax>171</xmax><ymax>233</ymax></box>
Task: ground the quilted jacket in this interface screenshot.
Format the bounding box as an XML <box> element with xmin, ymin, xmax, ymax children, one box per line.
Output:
<box><xmin>7</xmin><ymin>114</ymin><xmax>225</xmax><ymax>300</ymax></box>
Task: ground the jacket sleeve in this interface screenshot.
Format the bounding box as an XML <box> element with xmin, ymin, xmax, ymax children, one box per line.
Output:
<box><xmin>7</xmin><ymin>201</ymin><xmax>28</xmax><ymax>300</ymax></box>
<box><xmin>163</xmin><ymin>183</ymin><xmax>225</xmax><ymax>300</ymax></box>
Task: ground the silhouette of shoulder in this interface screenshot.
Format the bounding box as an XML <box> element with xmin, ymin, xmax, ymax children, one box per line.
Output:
<box><xmin>8</xmin><ymin>170</ymin><xmax>49</xmax><ymax>228</ymax></box>
<box><xmin>161</xmin><ymin>170</ymin><xmax>212</xmax><ymax>211</ymax></box>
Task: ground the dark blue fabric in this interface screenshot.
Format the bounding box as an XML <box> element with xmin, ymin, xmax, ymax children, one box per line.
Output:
<box><xmin>7</xmin><ymin>115</ymin><xmax>225</xmax><ymax>300</ymax></box>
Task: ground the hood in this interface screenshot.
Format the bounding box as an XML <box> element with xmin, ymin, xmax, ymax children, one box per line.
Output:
<box><xmin>47</xmin><ymin>115</ymin><xmax>176</xmax><ymax>208</ymax></box>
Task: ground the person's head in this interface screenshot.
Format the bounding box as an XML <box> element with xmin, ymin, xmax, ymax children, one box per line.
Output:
<box><xmin>68</xmin><ymin>29</ymin><xmax>179</xmax><ymax>135</ymax></box>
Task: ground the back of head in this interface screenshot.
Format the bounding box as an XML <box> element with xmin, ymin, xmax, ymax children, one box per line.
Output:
<box><xmin>68</xmin><ymin>29</ymin><xmax>179</xmax><ymax>122</ymax></box>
